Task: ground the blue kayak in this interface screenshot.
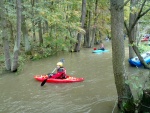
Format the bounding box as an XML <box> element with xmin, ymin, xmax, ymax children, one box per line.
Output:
<box><xmin>128</xmin><ymin>51</ymin><xmax>150</xmax><ymax>67</ymax></box>
<box><xmin>92</xmin><ymin>49</ymin><xmax>109</xmax><ymax>54</ymax></box>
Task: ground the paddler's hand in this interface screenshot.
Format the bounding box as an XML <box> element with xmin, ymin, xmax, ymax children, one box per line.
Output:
<box><xmin>48</xmin><ymin>73</ymin><xmax>53</xmax><ymax>78</ymax></box>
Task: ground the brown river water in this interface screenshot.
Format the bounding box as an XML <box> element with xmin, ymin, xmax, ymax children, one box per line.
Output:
<box><xmin>0</xmin><ymin>40</ymin><xmax>148</xmax><ymax>113</ymax></box>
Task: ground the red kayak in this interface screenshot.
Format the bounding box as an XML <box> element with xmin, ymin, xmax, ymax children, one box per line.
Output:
<box><xmin>34</xmin><ymin>75</ymin><xmax>84</xmax><ymax>83</ymax></box>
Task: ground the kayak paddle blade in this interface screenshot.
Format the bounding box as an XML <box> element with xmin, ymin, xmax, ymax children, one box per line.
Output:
<box><xmin>41</xmin><ymin>78</ymin><xmax>48</xmax><ymax>86</ymax></box>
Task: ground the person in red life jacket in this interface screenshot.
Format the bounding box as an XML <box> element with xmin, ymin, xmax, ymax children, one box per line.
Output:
<box><xmin>48</xmin><ymin>62</ymin><xmax>66</xmax><ymax>79</ymax></box>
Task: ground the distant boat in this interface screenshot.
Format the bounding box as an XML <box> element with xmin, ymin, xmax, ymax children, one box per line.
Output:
<box><xmin>141</xmin><ymin>34</ymin><xmax>150</xmax><ymax>42</ymax></box>
<box><xmin>128</xmin><ymin>51</ymin><xmax>150</xmax><ymax>67</ymax></box>
<box><xmin>92</xmin><ymin>49</ymin><xmax>109</xmax><ymax>54</ymax></box>
<box><xmin>141</xmin><ymin>37</ymin><xmax>149</xmax><ymax>42</ymax></box>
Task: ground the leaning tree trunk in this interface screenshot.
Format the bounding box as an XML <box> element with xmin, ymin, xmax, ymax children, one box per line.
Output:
<box><xmin>110</xmin><ymin>0</ymin><xmax>135</xmax><ymax>112</ymax></box>
<box><xmin>11</xmin><ymin>0</ymin><xmax>22</xmax><ymax>72</ymax></box>
<box><xmin>74</xmin><ymin>0</ymin><xmax>86</xmax><ymax>52</ymax></box>
<box><xmin>126</xmin><ymin>0</ymin><xmax>150</xmax><ymax>69</ymax></box>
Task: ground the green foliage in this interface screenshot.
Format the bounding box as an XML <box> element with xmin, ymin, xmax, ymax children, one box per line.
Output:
<box><xmin>43</xmin><ymin>33</ymin><xmax>77</xmax><ymax>52</ymax></box>
<box><xmin>124</xmin><ymin>2</ymin><xmax>130</xmax><ymax>21</ymax></box>
<box><xmin>125</xmin><ymin>70</ymin><xmax>150</xmax><ymax>112</ymax></box>
<box><xmin>31</xmin><ymin>53</ymin><xmax>42</xmax><ymax>60</ymax></box>
<box><xmin>122</xmin><ymin>99</ymin><xmax>135</xmax><ymax>112</ymax></box>
<box><xmin>97</xmin><ymin>1</ymin><xmax>111</xmax><ymax>38</ymax></box>
<box><xmin>0</xmin><ymin>55</ymin><xmax>5</xmax><ymax>73</ymax></box>
<box><xmin>0</xmin><ymin>55</ymin><xmax>4</xmax><ymax>62</ymax></box>
<box><xmin>138</xmin><ymin>44</ymin><xmax>150</xmax><ymax>53</ymax></box>
<box><xmin>17</xmin><ymin>55</ymin><xmax>26</xmax><ymax>72</ymax></box>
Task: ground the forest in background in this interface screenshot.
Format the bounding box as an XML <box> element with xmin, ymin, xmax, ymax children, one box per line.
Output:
<box><xmin>0</xmin><ymin>0</ymin><xmax>111</xmax><ymax>72</ymax></box>
<box><xmin>0</xmin><ymin>0</ymin><xmax>150</xmax><ymax>71</ymax></box>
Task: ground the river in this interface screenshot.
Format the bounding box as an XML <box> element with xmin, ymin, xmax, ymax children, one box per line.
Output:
<box><xmin>0</xmin><ymin>40</ymin><xmax>148</xmax><ymax>113</ymax></box>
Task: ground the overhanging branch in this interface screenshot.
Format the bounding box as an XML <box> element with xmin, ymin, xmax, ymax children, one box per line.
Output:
<box><xmin>120</xmin><ymin>0</ymin><xmax>130</xmax><ymax>9</ymax></box>
<box><xmin>140</xmin><ymin>7</ymin><xmax>150</xmax><ymax>17</ymax></box>
<box><xmin>130</xmin><ymin>0</ymin><xmax>148</xmax><ymax>32</ymax></box>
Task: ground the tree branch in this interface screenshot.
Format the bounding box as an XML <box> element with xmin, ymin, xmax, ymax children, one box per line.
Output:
<box><xmin>130</xmin><ymin>0</ymin><xmax>147</xmax><ymax>31</ymax></box>
<box><xmin>120</xmin><ymin>0</ymin><xmax>130</xmax><ymax>9</ymax></box>
<box><xmin>140</xmin><ymin>7</ymin><xmax>150</xmax><ymax>17</ymax></box>
<box><xmin>138</xmin><ymin>0</ymin><xmax>147</xmax><ymax>16</ymax></box>
<box><xmin>124</xmin><ymin>21</ymin><xmax>129</xmax><ymax>35</ymax></box>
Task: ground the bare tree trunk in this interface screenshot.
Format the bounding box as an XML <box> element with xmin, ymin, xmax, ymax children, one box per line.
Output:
<box><xmin>85</xmin><ymin>10</ymin><xmax>91</xmax><ymax>48</ymax></box>
<box><xmin>2</xmin><ymin>35</ymin><xmax>11</xmax><ymax>71</ymax></box>
<box><xmin>11</xmin><ymin>0</ymin><xmax>21</xmax><ymax>72</ymax></box>
<box><xmin>21</xmin><ymin>3</ymin><xmax>31</xmax><ymax>54</ymax></box>
<box><xmin>16</xmin><ymin>0</ymin><xmax>21</xmax><ymax>49</ymax></box>
<box><xmin>8</xmin><ymin>20</ymin><xmax>14</xmax><ymax>42</ymax></box>
<box><xmin>90</xmin><ymin>0</ymin><xmax>98</xmax><ymax>47</ymax></box>
<box><xmin>22</xmin><ymin>17</ymin><xmax>31</xmax><ymax>54</ymax></box>
<box><xmin>32</xmin><ymin>20</ymin><xmax>36</xmax><ymax>41</ymax></box>
<box><xmin>38</xmin><ymin>20</ymin><xmax>43</xmax><ymax>46</ymax></box>
<box><xmin>74</xmin><ymin>0</ymin><xmax>86</xmax><ymax>52</ymax></box>
<box><xmin>43</xmin><ymin>20</ymin><xmax>48</xmax><ymax>34</ymax></box>
<box><xmin>1</xmin><ymin>2</ymin><xmax>11</xmax><ymax>70</ymax></box>
<box><xmin>128</xmin><ymin>0</ymin><xmax>138</xmax><ymax>59</ymax></box>
<box><xmin>110</xmin><ymin>0</ymin><xmax>135</xmax><ymax>112</ymax></box>
<box><xmin>31</xmin><ymin>0</ymin><xmax>36</xmax><ymax>41</ymax></box>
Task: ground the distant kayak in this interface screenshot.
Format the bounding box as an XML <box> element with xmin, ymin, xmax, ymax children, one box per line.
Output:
<box><xmin>128</xmin><ymin>51</ymin><xmax>150</xmax><ymax>67</ymax></box>
<box><xmin>34</xmin><ymin>75</ymin><xmax>84</xmax><ymax>83</ymax></box>
<box><xmin>92</xmin><ymin>49</ymin><xmax>109</xmax><ymax>53</ymax></box>
<box><xmin>141</xmin><ymin>38</ymin><xmax>149</xmax><ymax>42</ymax></box>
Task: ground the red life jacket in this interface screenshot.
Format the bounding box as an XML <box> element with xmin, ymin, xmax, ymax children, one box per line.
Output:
<box><xmin>51</xmin><ymin>67</ymin><xmax>66</xmax><ymax>79</ymax></box>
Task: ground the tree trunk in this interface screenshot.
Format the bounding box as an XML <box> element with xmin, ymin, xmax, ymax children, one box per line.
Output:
<box><xmin>74</xmin><ymin>0</ymin><xmax>86</xmax><ymax>52</ymax></box>
<box><xmin>90</xmin><ymin>0</ymin><xmax>98</xmax><ymax>47</ymax></box>
<box><xmin>8</xmin><ymin>20</ymin><xmax>14</xmax><ymax>42</ymax></box>
<box><xmin>2</xmin><ymin>34</ymin><xmax>11</xmax><ymax>71</ymax></box>
<box><xmin>16</xmin><ymin>0</ymin><xmax>21</xmax><ymax>49</ymax></box>
<box><xmin>38</xmin><ymin>19</ymin><xmax>43</xmax><ymax>46</ymax></box>
<box><xmin>43</xmin><ymin>20</ymin><xmax>48</xmax><ymax>34</ymax></box>
<box><xmin>128</xmin><ymin>0</ymin><xmax>138</xmax><ymax>59</ymax></box>
<box><xmin>85</xmin><ymin>10</ymin><xmax>91</xmax><ymax>48</ymax></box>
<box><xmin>31</xmin><ymin>0</ymin><xmax>36</xmax><ymax>41</ymax></box>
<box><xmin>21</xmin><ymin>3</ymin><xmax>31</xmax><ymax>54</ymax></box>
<box><xmin>110</xmin><ymin>0</ymin><xmax>135</xmax><ymax>112</ymax></box>
<box><xmin>0</xmin><ymin>0</ymin><xmax>11</xmax><ymax>70</ymax></box>
<box><xmin>11</xmin><ymin>0</ymin><xmax>21</xmax><ymax>72</ymax></box>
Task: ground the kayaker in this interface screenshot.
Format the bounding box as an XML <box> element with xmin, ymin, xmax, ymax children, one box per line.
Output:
<box><xmin>99</xmin><ymin>41</ymin><xmax>105</xmax><ymax>51</ymax></box>
<box><xmin>48</xmin><ymin>62</ymin><xmax>67</xmax><ymax>79</ymax></box>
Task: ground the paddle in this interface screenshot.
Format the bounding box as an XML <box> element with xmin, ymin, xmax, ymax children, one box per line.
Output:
<box><xmin>41</xmin><ymin>68</ymin><xmax>56</xmax><ymax>86</ymax></box>
<box><xmin>60</xmin><ymin>58</ymin><xmax>65</xmax><ymax>63</ymax></box>
<box><xmin>40</xmin><ymin>58</ymin><xmax>65</xmax><ymax>86</ymax></box>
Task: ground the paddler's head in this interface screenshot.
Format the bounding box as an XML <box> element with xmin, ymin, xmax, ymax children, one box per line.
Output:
<box><xmin>57</xmin><ymin>62</ymin><xmax>63</xmax><ymax>68</ymax></box>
